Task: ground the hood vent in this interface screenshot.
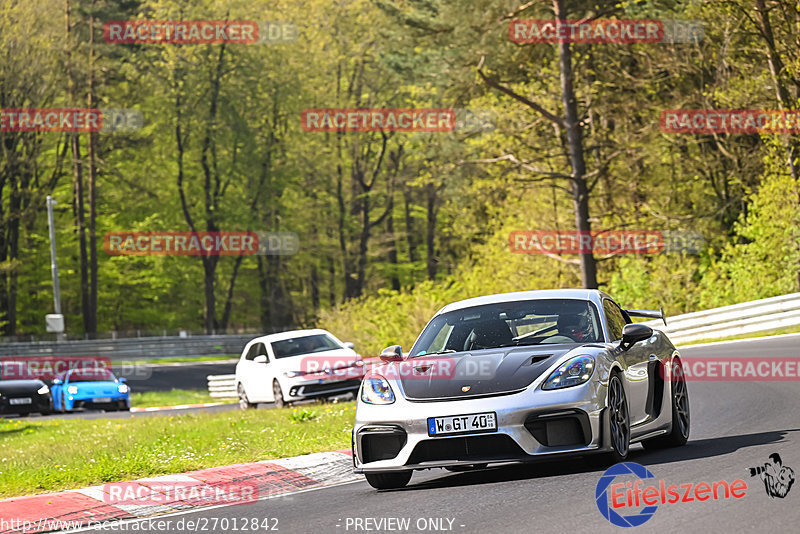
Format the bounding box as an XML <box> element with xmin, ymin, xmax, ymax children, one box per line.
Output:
<box><xmin>530</xmin><ymin>354</ymin><xmax>552</xmax><ymax>364</ymax></box>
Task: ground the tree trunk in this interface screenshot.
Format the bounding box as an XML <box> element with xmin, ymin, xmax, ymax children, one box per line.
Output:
<box><xmin>425</xmin><ymin>182</ymin><xmax>437</xmax><ymax>281</ymax></box>
<box><xmin>554</xmin><ymin>0</ymin><xmax>597</xmax><ymax>289</ymax></box>
<box><xmin>86</xmin><ymin>11</ymin><xmax>98</xmax><ymax>335</ymax></box>
<box><xmin>386</xmin><ymin>194</ymin><xmax>400</xmax><ymax>291</ymax></box>
<box><xmin>403</xmin><ymin>188</ymin><xmax>418</xmax><ymax>263</ymax></box>
<box><xmin>71</xmin><ymin>134</ymin><xmax>91</xmax><ymax>334</ymax></box>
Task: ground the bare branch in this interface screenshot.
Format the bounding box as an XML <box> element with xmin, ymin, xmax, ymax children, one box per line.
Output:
<box><xmin>477</xmin><ymin>64</ymin><xmax>565</xmax><ymax>127</ymax></box>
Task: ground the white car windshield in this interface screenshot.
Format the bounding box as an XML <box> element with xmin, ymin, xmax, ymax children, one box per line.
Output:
<box><xmin>411</xmin><ymin>299</ymin><xmax>603</xmax><ymax>355</ymax></box>
<box><xmin>271</xmin><ymin>334</ymin><xmax>343</xmax><ymax>358</ymax></box>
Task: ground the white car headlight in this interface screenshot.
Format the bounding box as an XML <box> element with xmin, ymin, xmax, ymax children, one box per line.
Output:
<box><xmin>37</xmin><ymin>385</ymin><xmax>49</xmax><ymax>395</ymax></box>
<box><xmin>118</xmin><ymin>384</ymin><xmax>129</xmax><ymax>393</ymax></box>
<box><xmin>283</xmin><ymin>371</ymin><xmax>302</xmax><ymax>378</ymax></box>
<box><xmin>542</xmin><ymin>356</ymin><xmax>595</xmax><ymax>390</ymax></box>
<box><xmin>67</xmin><ymin>385</ymin><xmax>78</xmax><ymax>394</ymax></box>
<box><xmin>360</xmin><ymin>375</ymin><xmax>395</xmax><ymax>404</ymax></box>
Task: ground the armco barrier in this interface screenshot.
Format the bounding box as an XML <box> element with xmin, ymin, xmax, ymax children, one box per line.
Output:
<box><xmin>644</xmin><ymin>292</ymin><xmax>800</xmax><ymax>344</ymax></box>
<box><xmin>0</xmin><ymin>334</ymin><xmax>255</xmax><ymax>360</ymax></box>
<box><xmin>208</xmin><ymin>374</ymin><xmax>237</xmax><ymax>399</ymax></box>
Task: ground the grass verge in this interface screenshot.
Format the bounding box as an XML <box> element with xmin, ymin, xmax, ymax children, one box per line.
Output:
<box><xmin>114</xmin><ymin>356</ymin><xmax>238</xmax><ymax>366</ymax></box>
<box><xmin>129</xmin><ymin>389</ymin><xmax>219</xmax><ymax>408</ymax></box>
<box><xmin>0</xmin><ymin>403</ymin><xmax>355</xmax><ymax>498</ymax></box>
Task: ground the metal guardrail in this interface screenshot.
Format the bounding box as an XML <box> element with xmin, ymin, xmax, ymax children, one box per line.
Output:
<box><xmin>644</xmin><ymin>292</ymin><xmax>800</xmax><ymax>344</ymax></box>
<box><xmin>208</xmin><ymin>374</ymin><xmax>237</xmax><ymax>399</ymax></box>
<box><xmin>0</xmin><ymin>334</ymin><xmax>255</xmax><ymax>360</ymax></box>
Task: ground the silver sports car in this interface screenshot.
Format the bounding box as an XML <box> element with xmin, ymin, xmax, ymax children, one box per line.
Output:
<box><xmin>352</xmin><ymin>289</ymin><xmax>690</xmax><ymax>489</ymax></box>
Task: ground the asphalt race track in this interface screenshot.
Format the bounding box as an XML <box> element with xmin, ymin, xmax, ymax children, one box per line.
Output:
<box><xmin>67</xmin><ymin>334</ymin><xmax>800</xmax><ymax>534</ymax></box>
<box><xmin>0</xmin><ymin>361</ymin><xmax>238</xmax><ymax>420</ymax></box>
<box><xmin>114</xmin><ymin>361</ymin><xmax>236</xmax><ymax>392</ymax></box>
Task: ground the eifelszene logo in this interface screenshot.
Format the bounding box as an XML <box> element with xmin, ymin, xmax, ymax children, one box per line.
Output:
<box><xmin>595</xmin><ymin>462</ymin><xmax>748</xmax><ymax>527</ymax></box>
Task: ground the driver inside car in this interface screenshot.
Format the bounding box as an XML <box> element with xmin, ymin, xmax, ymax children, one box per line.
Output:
<box><xmin>556</xmin><ymin>312</ymin><xmax>595</xmax><ymax>342</ymax></box>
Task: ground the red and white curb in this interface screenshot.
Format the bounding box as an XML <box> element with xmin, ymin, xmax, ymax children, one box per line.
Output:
<box><xmin>129</xmin><ymin>402</ymin><xmax>230</xmax><ymax>412</ymax></box>
<box><xmin>0</xmin><ymin>450</ymin><xmax>357</xmax><ymax>534</ymax></box>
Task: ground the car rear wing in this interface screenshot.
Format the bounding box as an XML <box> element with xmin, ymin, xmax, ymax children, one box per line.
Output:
<box><xmin>624</xmin><ymin>307</ymin><xmax>667</xmax><ymax>326</ymax></box>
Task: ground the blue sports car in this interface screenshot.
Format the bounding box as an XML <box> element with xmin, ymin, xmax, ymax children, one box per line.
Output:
<box><xmin>51</xmin><ymin>368</ymin><xmax>130</xmax><ymax>412</ymax></box>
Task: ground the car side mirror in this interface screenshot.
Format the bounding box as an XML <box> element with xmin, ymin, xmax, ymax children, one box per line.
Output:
<box><xmin>380</xmin><ymin>345</ymin><xmax>403</xmax><ymax>362</ymax></box>
<box><xmin>52</xmin><ymin>378</ymin><xmax>62</xmax><ymax>385</ymax></box>
<box><xmin>620</xmin><ymin>324</ymin><xmax>654</xmax><ymax>351</ymax></box>
<box><xmin>343</xmin><ymin>342</ymin><xmax>355</xmax><ymax>350</ymax></box>
<box><xmin>254</xmin><ymin>355</ymin><xmax>268</xmax><ymax>364</ymax></box>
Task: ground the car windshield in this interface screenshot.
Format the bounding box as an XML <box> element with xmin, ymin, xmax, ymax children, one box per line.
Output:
<box><xmin>411</xmin><ymin>299</ymin><xmax>603</xmax><ymax>355</ymax></box>
<box><xmin>68</xmin><ymin>369</ymin><xmax>116</xmax><ymax>382</ymax></box>
<box><xmin>271</xmin><ymin>334</ymin><xmax>343</xmax><ymax>359</ymax></box>
<box><xmin>0</xmin><ymin>361</ymin><xmax>36</xmax><ymax>381</ymax></box>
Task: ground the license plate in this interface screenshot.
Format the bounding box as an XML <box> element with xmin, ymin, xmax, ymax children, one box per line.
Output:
<box><xmin>9</xmin><ymin>398</ymin><xmax>32</xmax><ymax>405</ymax></box>
<box><xmin>93</xmin><ymin>397</ymin><xmax>111</xmax><ymax>403</ymax></box>
<box><xmin>428</xmin><ymin>412</ymin><xmax>497</xmax><ymax>436</ymax></box>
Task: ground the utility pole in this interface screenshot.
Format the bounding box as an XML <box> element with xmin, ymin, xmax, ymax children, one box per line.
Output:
<box><xmin>46</xmin><ymin>195</ymin><xmax>65</xmax><ymax>338</ymax></box>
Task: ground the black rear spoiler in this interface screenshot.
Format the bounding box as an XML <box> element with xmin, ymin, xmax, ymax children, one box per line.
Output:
<box><xmin>624</xmin><ymin>306</ymin><xmax>667</xmax><ymax>327</ymax></box>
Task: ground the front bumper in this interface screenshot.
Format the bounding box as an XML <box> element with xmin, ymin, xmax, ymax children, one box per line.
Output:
<box><xmin>285</xmin><ymin>378</ymin><xmax>362</xmax><ymax>401</ymax></box>
<box><xmin>353</xmin><ymin>379</ymin><xmax>609</xmax><ymax>473</ymax></box>
<box><xmin>0</xmin><ymin>393</ymin><xmax>53</xmax><ymax>415</ymax></box>
<box><xmin>69</xmin><ymin>393</ymin><xmax>129</xmax><ymax>410</ymax></box>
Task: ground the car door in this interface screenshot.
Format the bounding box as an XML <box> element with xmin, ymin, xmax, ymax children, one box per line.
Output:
<box><xmin>262</xmin><ymin>342</ymin><xmax>280</xmax><ymax>402</ymax></box>
<box><xmin>236</xmin><ymin>342</ymin><xmax>257</xmax><ymax>394</ymax></box>
<box><xmin>604</xmin><ymin>298</ymin><xmax>650</xmax><ymax>426</ymax></box>
<box><xmin>51</xmin><ymin>373</ymin><xmax>66</xmax><ymax>410</ymax></box>
<box><xmin>247</xmin><ymin>342</ymin><xmax>273</xmax><ymax>402</ymax></box>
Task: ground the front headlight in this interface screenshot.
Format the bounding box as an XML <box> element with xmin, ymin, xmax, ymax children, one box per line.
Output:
<box><xmin>67</xmin><ymin>385</ymin><xmax>78</xmax><ymax>394</ymax></box>
<box><xmin>37</xmin><ymin>385</ymin><xmax>49</xmax><ymax>395</ymax></box>
<box><xmin>118</xmin><ymin>384</ymin><xmax>129</xmax><ymax>393</ymax></box>
<box><xmin>283</xmin><ymin>371</ymin><xmax>302</xmax><ymax>378</ymax></box>
<box><xmin>542</xmin><ymin>356</ymin><xmax>595</xmax><ymax>390</ymax></box>
<box><xmin>360</xmin><ymin>375</ymin><xmax>395</xmax><ymax>404</ymax></box>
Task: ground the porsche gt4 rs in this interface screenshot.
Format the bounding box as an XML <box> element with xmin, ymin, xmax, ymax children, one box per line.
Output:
<box><xmin>352</xmin><ymin>289</ymin><xmax>690</xmax><ymax>489</ymax></box>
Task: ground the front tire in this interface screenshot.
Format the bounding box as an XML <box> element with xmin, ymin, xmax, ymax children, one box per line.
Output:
<box><xmin>591</xmin><ymin>372</ymin><xmax>630</xmax><ymax>467</ymax></box>
<box><xmin>364</xmin><ymin>471</ymin><xmax>412</xmax><ymax>490</ymax></box>
<box><xmin>238</xmin><ymin>384</ymin><xmax>257</xmax><ymax>410</ymax></box>
<box><xmin>642</xmin><ymin>358</ymin><xmax>690</xmax><ymax>450</ymax></box>
<box><xmin>272</xmin><ymin>380</ymin><xmax>286</xmax><ymax>409</ymax></box>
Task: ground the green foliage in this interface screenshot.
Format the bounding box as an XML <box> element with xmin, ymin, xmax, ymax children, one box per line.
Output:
<box><xmin>0</xmin><ymin>402</ymin><xmax>357</xmax><ymax>497</ymax></box>
<box><xmin>2</xmin><ymin>0</ymin><xmax>800</xmax><ymax>340</ymax></box>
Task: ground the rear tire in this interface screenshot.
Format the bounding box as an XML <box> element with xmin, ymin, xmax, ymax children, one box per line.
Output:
<box><xmin>642</xmin><ymin>358</ymin><xmax>690</xmax><ymax>450</ymax></box>
<box><xmin>238</xmin><ymin>384</ymin><xmax>257</xmax><ymax>410</ymax></box>
<box><xmin>364</xmin><ymin>471</ymin><xmax>412</xmax><ymax>490</ymax></box>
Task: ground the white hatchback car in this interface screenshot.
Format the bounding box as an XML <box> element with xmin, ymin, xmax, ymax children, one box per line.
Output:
<box><xmin>235</xmin><ymin>329</ymin><xmax>364</xmax><ymax>409</ymax></box>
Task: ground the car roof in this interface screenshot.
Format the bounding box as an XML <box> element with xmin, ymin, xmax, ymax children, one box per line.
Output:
<box><xmin>435</xmin><ymin>289</ymin><xmax>610</xmax><ymax>315</ymax></box>
<box><xmin>246</xmin><ymin>328</ymin><xmax>334</xmax><ymax>345</ymax></box>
